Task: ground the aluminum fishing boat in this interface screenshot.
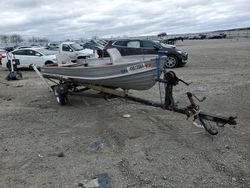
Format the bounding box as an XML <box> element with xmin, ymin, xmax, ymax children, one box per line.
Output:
<box><xmin>41</xmin><ymin>48</ymin><xmax>166</xmax><ymax>90</ymax></box>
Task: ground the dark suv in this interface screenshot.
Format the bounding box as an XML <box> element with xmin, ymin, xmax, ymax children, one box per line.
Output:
<box><xmin>98</xmin><ymin>39</ymin><xmax>188</xmax><ymax>68</ymax></box>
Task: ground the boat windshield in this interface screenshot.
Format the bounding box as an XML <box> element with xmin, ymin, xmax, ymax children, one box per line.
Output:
<box><xmin>70</xmin><ymin>43</ymin><xmax>84</xmax><ymax>51</ymax></box>
<box><xmin>36</xmin><ymin>48</ymin><xmax>58</xmax><ymax>55</ymax></box>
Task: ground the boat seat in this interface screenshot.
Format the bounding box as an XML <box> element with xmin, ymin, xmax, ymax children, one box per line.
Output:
<box><xmin>107</xmin><ymin>48</ymin><xmax>122</xmax><ymax>65</ymax></box>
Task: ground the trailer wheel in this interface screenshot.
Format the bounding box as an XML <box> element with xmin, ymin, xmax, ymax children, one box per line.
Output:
<box><xmin>5</xmin><ymin>75</ymin><xmax>10</xmax><ymax>81</ymax></box>
<box><xmin>45</xmin><ymin>61</ymin><xmax>54</xmax><ymax>65</ymax></box>
<box><xmin>54</xmin><ymin>87</ymin><xmax>66</xmax><ymax>105</ymax></box>
<box><xmin>5</xmin><ymin>72</ymin><xmax>22</xmax><ymax>80</ymax></box>
<box><xmin>16</xmin><ymin>72</ymin><xmax>22</xmax><ymax>80</ymax></box>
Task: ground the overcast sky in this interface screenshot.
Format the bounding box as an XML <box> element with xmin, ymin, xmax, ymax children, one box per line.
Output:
<box><xmin>0</xmin><ymin>0</ymin><xmax>250</xmax><ymax>40</ymax></box>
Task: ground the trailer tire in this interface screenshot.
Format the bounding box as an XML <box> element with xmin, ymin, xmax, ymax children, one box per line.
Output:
<box><xmin>77</xmin><ymin>56</ymin><xmax>86</xmax><ymax>59</ymax></box>
<box><xmin>54</xmin><ymin>87</ymin><xmax>66</xmax><ymax>105</ymax></box>
<box><xmin>45</xmin><ymin>61</ymin><xmax>54</xmax><ymax>66</ymax></box>
<box><xmin>5</xmin><ymin>75</ymin><xmax>10</xmax><ymax>81</ymax></box>
<box><xmin>16</xmin><ymin>72</ymin><xmax>22</xmax><ymax>80</ymax></box>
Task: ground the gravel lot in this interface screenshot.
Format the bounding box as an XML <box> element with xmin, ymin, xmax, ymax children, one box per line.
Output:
<box><xmin>0</xmin><ymin>39</ymin><xmax>250</xmax><ymax>188</ymax></box>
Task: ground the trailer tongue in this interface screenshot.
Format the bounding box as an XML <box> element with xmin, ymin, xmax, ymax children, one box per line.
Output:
<box><xmin>126</xmin><ymin>70</ymin><xmax>237</xmax><ymax>135</ymax></box>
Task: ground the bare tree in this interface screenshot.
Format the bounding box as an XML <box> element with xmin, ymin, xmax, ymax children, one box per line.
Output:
<box><xmin>10</xmin><ymin>34</ymin><xmax>23</xmax><ymax>44</ymax></box>
<box><xmin>29</xmin><ymin>37</ymin><xmax>38</xmax><ymax>43</ymax></box>
<box><xmin>0</xmin><ymin>35</ymin><xmax>9</xmax><ymax>44</ymax></box>
<box><xmin>91</xmin><ymin>35</ymin><xmax>98</xmax><ymax>40</ymax></box>
<box><xmin>29</xmin><ymin>36</ymin><xmax>49</xmax><ymax>43</ymax></box>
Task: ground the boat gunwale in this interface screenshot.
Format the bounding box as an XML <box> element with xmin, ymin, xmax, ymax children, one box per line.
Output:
<box><xmin>41</xmin><ymin>58</ymin><xmax>158</xmax><ymax>70</ymax></box>
<box><xmin>42</xmin><ymin>67</ymin><xmax>158</xmax><ymax>81</ymax></box>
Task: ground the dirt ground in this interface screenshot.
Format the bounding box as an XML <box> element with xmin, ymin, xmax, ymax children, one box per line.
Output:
<box><xmin>0</xmin><ymin>38</ymin><xmax>250</xmax><ymax>188</ymax></box>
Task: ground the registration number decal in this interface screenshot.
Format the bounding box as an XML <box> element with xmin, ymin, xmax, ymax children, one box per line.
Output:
<box><xmin>120</xmin><ymin>63</ymin><xmax>152</xmax><ymax>74</ymax></box>
<box><xmin>127</xmin><ymin>63</ymin><xmax>146</xmax><ymax>72</ymax></box>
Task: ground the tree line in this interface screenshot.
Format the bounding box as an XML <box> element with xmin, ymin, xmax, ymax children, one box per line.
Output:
<box><xmin>0</xmin><ymin>34</ymin><xmax>49</xmax><ymax>44</ymax></box>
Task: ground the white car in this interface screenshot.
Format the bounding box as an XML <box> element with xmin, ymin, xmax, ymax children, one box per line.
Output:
<box><xmin>59</xmin><ymin>42</ymin><xmax>94</xmax><ymax>60</ymax></box>
<box><xmin>1</xmin><ymin>48</ymin><xmax>57</xmax><ymax>68</ymax></box>
<box><xmin>0</xmin><ymin>49</ymin><xmax>6</xmax><ymax>65</ymax></box>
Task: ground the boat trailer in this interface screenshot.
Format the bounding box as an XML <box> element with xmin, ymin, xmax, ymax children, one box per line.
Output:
<box><xmin>33</xmin><ymin>65</ymin><xmax>237</xmax><ymax>136</ymax></box>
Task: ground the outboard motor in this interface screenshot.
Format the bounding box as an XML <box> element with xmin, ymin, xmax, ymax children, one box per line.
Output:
<box><xmin>5</xmin><ymin>49</ymin><xmax>22</xmax><ymax>81</ymax></box>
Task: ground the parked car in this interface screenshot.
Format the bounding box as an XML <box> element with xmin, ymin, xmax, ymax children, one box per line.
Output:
<box><xmin>160</xmin><ymin>37</ymin><xmax>184</xmax><ymax>45</ymax></box>
<box><xmin>46</xmin><ymin>42</ymin><xmax>59</xmax><ymax>51</ymax></box>
<box><xmin>59</xmin><ymin>42</ymin><xmax>94</xmax><ymax>61</ymax></box>
<box><xmin>82</xmin><ymin>39</ymin><xmax>108</xmax><ymax>51</ymax></box>
<box><xmin>98</xmin><ymin>39</ymin><xmax>188</xmax><ymax>68</ymax></box>
<box><xmin>0</xmin><ymin>49</ymin><xmax>6</xmax><ymax>65</ymax></box>
<box><xmin>207</xmin><ymin>33</ymin><xmax>227</xmax><ymax>39</ymax></box>
<box><xmin>1</xmin><ymin>48</ymin><xmax>57</xmax><ymax>68</ymax></box>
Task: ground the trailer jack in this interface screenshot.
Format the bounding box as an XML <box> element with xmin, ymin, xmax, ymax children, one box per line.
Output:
<box><xmin>162</xmin><ymin>71</ymin><xmax>237</xmax><ymax>135</ymax></box>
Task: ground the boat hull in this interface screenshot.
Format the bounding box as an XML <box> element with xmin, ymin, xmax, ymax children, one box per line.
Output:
<box><xmin>41</xmin><ymin>57</ymin><xmax>164</xmax><ymax>90</ymax></box>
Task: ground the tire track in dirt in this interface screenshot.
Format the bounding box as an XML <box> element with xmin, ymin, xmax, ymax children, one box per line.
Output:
<box><xmin>142</xmin><ymin>111</ymin><xmax>250</xmax><ymax>186</ymax></box>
